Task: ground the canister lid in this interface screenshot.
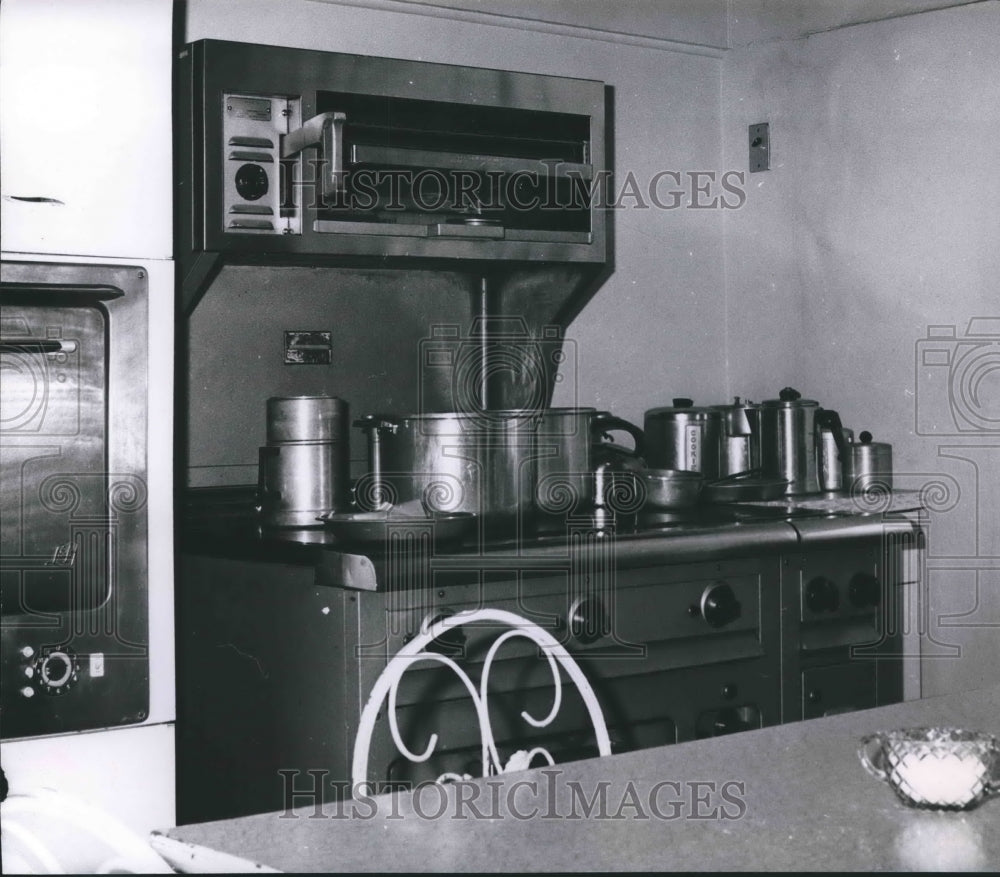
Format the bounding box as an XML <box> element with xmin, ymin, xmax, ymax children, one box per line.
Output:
<box><xmin>266</xmin><ymin>395</ymin><xmax>349</xmax><ymax>443</ymax></box>
<box><xmin>644</xmin><ymin>398</ymin><xmax>720</xmax><ymax>420</ymax></box>
<box><xmin>761</xmin><ymin>387</ymin><xmax>819</xmax><ymax>408</ymax></box>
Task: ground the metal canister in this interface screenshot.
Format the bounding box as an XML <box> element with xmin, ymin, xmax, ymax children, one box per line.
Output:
<box><xmin>258</xmin><ymin>395</ymin><xmax>351</xmax><ymax>527</ymax></box>
<box><xmin>848</xmin><ymin>431</ymin><xmax>893</xmax><ymax>493</ymax></box>
<box><xmin>643</xmin><ymin>400</ymin><xmax>722</xmax><ymax>480</ymax></box>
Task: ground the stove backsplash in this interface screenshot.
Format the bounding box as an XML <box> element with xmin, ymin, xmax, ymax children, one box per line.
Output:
<box><xmin>183</xmin><ymin>263</ymin><xmax>600</xmax><ymax>488</ymax></box>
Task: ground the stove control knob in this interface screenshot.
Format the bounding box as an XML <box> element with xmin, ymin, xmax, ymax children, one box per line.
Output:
<box><xmin>422</xmin><ymin>611</ymin><xmax>467</xmax><ymax>657</ymax></box>
<box><xmin>699</xmin><ymin>583</ymin><xmax>741</xmax><ymax>628</ymax></box>
<box><xmin>699</xmin><ymin>707</ymin><xmax>753</xmax><ymax>737</ymax></box>
<box><xmin>569</xmin><ymin>598</ymin><xmax>609</xmax><ymax>645</ymax></box>
<box><xmin>805</xmin><ymin>576</ymin><xmax>840</xmax><ymax>613</ymax></box>
<box><xmin>849</xmin><ymin>573</ymin><xmax>881</xmax><ymax>608</ymax></box>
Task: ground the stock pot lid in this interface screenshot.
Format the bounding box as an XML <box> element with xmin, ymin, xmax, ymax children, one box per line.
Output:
<box><xmin>354</xmin><ymin>410</ymin><xmax>543</xmax><ymax>430</ymax></box>
<box><xmin>370</xmin><ymin>409</ymin><xmax>541</xmax><ymax>419</ymax></box>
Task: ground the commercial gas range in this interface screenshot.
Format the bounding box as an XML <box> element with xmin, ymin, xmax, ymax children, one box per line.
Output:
<box><xmin>175</xmin><ymin>491</ymin><xmax>919</xmax><ymax>824</ymax></box>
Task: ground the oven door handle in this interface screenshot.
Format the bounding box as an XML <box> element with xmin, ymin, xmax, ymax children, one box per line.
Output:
<box><xmin>281</xmin><ymin>111</ymin><xmax>347</xmax><ymax>198</ymax></box>
<box><xmin>3</xmin><ymin>195</ymin><xmax>66</xmax><ymax>205</ymax></box>
<box><xmin>0</xmin><ymin>337</ymin><xmax>78</xmax><ymax>354</ymax></box>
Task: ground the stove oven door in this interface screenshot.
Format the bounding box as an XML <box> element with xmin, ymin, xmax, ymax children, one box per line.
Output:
<box><xmin>0</xmin><ymin>264</ymin><xmax>150</xmax><ymax>738</ymax></box>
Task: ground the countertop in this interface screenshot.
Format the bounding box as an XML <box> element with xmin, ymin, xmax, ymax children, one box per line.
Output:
<box><xmin>166</xmin><ymin>684</ymin><xmax>999</xmax><ymax>872</ymax></box>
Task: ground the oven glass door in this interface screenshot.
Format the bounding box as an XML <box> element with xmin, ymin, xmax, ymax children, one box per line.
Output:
<box><xmin>1</xmin><ymin>301</ymin><xmax>109</xmax><ymax>614</ymax></box>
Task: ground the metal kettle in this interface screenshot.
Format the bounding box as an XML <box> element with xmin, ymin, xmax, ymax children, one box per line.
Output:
<box><xmin>759</xmin><ymin>388</ymin><xmax>823</xmax><ymax>495</ymax></box>
<box><xmin>816</xmin><ymin>409</ymin><xmax>853</xmax><ymax>492</ymax></box>
<box><xmin>761</xmin><ymin>388</ymin><xmax>856</xmax><ymax>496</ymax></box>
<box><xmin>709</xmin><ymin>397</ymin><xmax>762</xmax><ymax>477</ymax></box>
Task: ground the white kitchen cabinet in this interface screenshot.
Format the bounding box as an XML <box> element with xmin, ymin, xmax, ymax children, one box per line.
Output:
<box><xmin>0</xmin><ymin>0</ymin><xmax>173</xmax><ymax>259</ymax></box>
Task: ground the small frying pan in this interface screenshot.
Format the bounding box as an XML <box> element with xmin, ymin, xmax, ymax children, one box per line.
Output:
<box><xmin>703</xmin><ymin>470</ymin><xmax>789</xmax><ymax>503</ymax></box>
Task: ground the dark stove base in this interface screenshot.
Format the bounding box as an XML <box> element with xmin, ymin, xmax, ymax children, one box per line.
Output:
<box><xmin>176</xmin><ymin>502</ymin><xmax>908</xmax><ymax>825</ymax></box>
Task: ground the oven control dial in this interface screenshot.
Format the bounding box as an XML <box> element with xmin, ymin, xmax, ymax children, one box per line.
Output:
<box><xmin>696</xmin><ymin>583</ymin><xmax>741</xmax><ymax>628</ymax></box>
<box><xmin>805</xmin><ymin>576</ymin><xmax>840</xmax><ymax>613</ymax></box>
<box><xmin>34</xmin><ymin>650</ymin><xmax>79</xmax><ymax>695</ymax></box>
<box><xmin>848</xmin><ymin>573</ymin><xmax>881</xmax><ymax>608</ymax></box>
<box><xmin>235</xmin><ymin>163</ymin><xmax>269</xmax><ymax>201</ymax></box>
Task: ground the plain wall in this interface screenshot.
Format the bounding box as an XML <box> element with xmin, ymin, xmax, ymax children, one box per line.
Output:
<box><xmin>723</xmin><ymin>0</ymin><xmax>1000</xmax><ymax>695</ymax></box>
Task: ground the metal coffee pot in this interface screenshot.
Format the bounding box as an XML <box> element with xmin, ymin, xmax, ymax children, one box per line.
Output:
<box><xmin>817</xmin><ymin>409</ymin><xmax>853</xmax><ymax>492</ymax></box>
<box><xmin>709</xmin><ymin>397</ymin><xmax>762</xmax><ymax>477</ymax></box>
<box><xmin>760</xmin><ymin>388</ymin><xmax>852</xmax><ymax>496</ymax></box>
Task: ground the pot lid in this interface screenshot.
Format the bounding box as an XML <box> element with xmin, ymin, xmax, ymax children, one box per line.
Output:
<box><xmin>760</xmin><ymin>387</ymin><xmax>819</xmax><ymax>408</ymax></box>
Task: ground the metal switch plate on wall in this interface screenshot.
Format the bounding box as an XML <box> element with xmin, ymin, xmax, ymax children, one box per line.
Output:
<box><xmin>749</xmin><ymin>123</ymin><xmax>769</xmax><ymax>172</ymax></box>
<box><xmin>284</xmin><ymin>330</ymin><xmax>333</xmax><ymax>364</ymax></box>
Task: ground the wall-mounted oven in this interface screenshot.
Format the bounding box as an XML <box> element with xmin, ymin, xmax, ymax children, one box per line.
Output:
<box><xmin>0</xmin><ymin>261</ymin><xmax>155</xmax><ymax>736</ymax></box>
<box><xmin>0</xmin><ymin>256</ymin><xmax>175</xmax><ymax>842</ymax></box>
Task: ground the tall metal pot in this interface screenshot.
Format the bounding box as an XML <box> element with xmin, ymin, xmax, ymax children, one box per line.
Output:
<box><xmin>354</xmin><ymin>411</ymin><xmax>540</xmax><ymax>522</ymax></box>
<box><xmin>534</xmin><ymin>408</ymin><xmax>644</xmax><ymax>513</ymax></box>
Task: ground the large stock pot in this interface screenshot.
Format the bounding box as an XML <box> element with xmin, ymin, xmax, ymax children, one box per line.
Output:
<box><xmin>354</xmin><ymin>411</ymin><xmax>540</xmax><ymax>522</ymax></box>
<box><xmin>355</xmin><ymin>407</ymin><xmax>644</xmax><ymax>522</ymax></box>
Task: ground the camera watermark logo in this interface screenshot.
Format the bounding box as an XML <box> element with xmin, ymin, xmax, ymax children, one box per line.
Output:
<box><xmin>417</xmin><ymin>318</ymin><xmax>575</xmax><ymax>421</ymax></box>
<box><xmin>905</xmin><ymin>317</ymin><xmax>1000</xmax><ymax>670</ymax></box>
<box><xmin>915</xmin><ymin>319</ymin><xmax>1000</xmax><ymax>436</ymax></box>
